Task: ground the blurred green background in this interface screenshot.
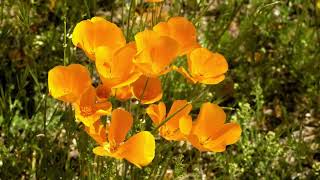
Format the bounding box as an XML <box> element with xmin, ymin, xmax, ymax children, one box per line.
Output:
<box><xmin>0</xmin><ymin>0</ymin><xmax>319</xmax><ymax>179</ymax></box>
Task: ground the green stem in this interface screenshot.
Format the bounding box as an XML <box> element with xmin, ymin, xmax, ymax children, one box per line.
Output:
<box><xmin>121</xmin><ymin>0</ymin><xmax>125</xmax><ymax>28</ymax></box>
<box><xmin>43</xmin><ymin>94</ymin><xmax>47</xmax><ymax>137</ymax></box>
<box><xmin>126</xmin><ymin>0</ymin><xmax>134</xmax><ymax>39</ymax></box>
<box><xmin>157</xmin><ymin>1</ymin><xmax>164</xmax><ymax>21</ymax></box>
<box><xmin>152</xmin><ymin>103</ymin><xmax>190</xmax><ymax>132</ymax></box>
<box><xmin>221</xmin><ymin>106</ymin><xmax>235</xmax><ymax>111</ymax></box>
<box><xmin>151</xmin><ymin>2</ymin><xmax>155</xmax><ymax>26</ymax></box>
<box><xmin>0</xmin><ymin>0</ymin><xmax>4</xmax><ymax>26</ymax></box>
<box><xmin>138</xmin><ymin>5</ymin><xmax>144</xmax><ymax>31</ymax></box>
<box><xmin>122</xmin><ymin>160</ymin><xmax>128</xmax><ymax>180</ymax></box>
<box><xmin>314</xmin><ymin>0</ymin><xmax>320</xmax><ymax>43</ymax></box>
<box><xmin>63</xmin><ymin>10</ymin><xmax>67</xmax><ymax>66</ymax></box>
<box><xmin>84</xmin><ymin>0</ymin><xmax>90</xmax><ymax>18</ymax></box>
<box><xmin>111</xmin><ymin>3</ymin><xmax>114</xmax><ymax>22</ymax></box>
<box><xmin>143</xmin><ymin>8</ymin><xmax>149</xmax><ymax>29</ymax></box>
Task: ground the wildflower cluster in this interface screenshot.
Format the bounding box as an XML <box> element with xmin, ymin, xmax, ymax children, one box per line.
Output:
<box><xmin>48</xmin><ymin>16</ymin><xmax>241</xmax><ymax>168</ymax></box>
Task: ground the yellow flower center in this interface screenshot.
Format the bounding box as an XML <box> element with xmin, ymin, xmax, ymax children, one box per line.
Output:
<box><xmin>160</xmin><ymin>125</ymin><xmax>180</xmax><ymax>139</ymax></box>
<box><xmin>103</xmin><ymin>141</ymin><xmax>119</xmax><ymax>153</ymax></box>
<box><xmin>198</xmin><ymin>136</ymin><xmax>211</xmax><ymax>146</ymax></box>
<box><xmin>80</xmin><ymin>105</ymin><xmax>95</xmax><ymax>116</ymax></box>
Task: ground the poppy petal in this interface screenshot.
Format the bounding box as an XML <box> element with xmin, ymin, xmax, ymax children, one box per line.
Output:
<box><xmin>189</xmin><ymin>48</ymin><xmax>228</xmax><ymax>80</ymax></box>
<box><xmin>48</xmin><ymin>64</ymin><xmax>91</xmax><ymax>103</ymax></box>
<box><xmin>95</xmin><ymin>46</ymin><xmax>114</xmax><ymax>79</ymax></box>
<box><xmin>97</xmin><ymin>43</ymin><xmax>142</xmax><ymax>88</ymax></box>
<box><xmin>187</xmin><ymin>134</ymin><xmax>209</xmax><ymax>152</ymax></box>
<box><xmin>73</xmin><ymin>85</ymin><xmax>112</xmax><ymax>126</ymax></box>
<box><xmin>72</xmin><ymin>20</ymin><xmax>96</xmax><ymax>59</ymax></box>
<box><xmin>146</xmin><ymin>102</ymin><xmax>166</xmax><ymax>125</ymax></box>
<box><xmin>91</xmin><ymin>17</ymin><xmax>126</xmax><ymax>54</ymax></box>
<box><xmin>200</xmin><ymin>75</ymin><xmax>225</xmax><ymax>85</ymax></box>
<box><xmin>205</xmin><ymin>143</ymin><xmax>227</xmax><ymax>152</ymax></box>
<box><xmin>204</xmin><ymin>123</ymin><xmax>241</xmax><ymax>150</ymax></box>
<box><xmin>93</xmin><ymin>146</ymin><xmax>112</xmax><ymax>156</ymax></box>
<box><xmin>134</xmin><ymin>30</ymin><xmax>178</xmax><ymax>77</ymax></box>
<box><xmin>192</xmin><ymin>103</ymin><xmax>226</xmax><ymax>138</ymax></box>
<box><xmin>131</xmin><ymin>75</ymin><xmax>163</xmax><ymax>104</ymax></box>
<box><xmin>72</xmin><ymin>17</ymin><xmax>126</xmax><ymax>61</ymax></box>
<box><xmin>109</xmin><ymin>42</ymin><xmax>137</xmax><ymax>79</ymax></box>
<box><xmin>117</xmin><ymin>131</ymin><xmax>155</xmax><ymax>168</ymax></box>
<box><xmin>79</xmin><ymin>86</ymin><xmax>96</xmax><ymax>113</ymax></box>
<box><xmin>95</xmin><ymin>101</ymin><xmax>112</xmax><ymax>115</ymax></box>
<box><xmin>153</xmin><ymin>17</ymin><xmax>199</xmax><ymax>55</ymax></box>
<box><xmin>108</xmin><ymin>109</ymin><xmax>133</xmax><ymax>145</ymax></box>
<box><xmin>112</xmin><ymin>86</ymin><xmax>133</xmax><ymax>101</ymax></box>
<box><xmin>73</xmin><ymin>103</ymin><xmax>100</xmax><ymax>126</ymax></box>
<box><xmin>179</xmin><ymin>115</ymin><xmax>193</xmax><ymax>135</ymax></box>
<box><xmin>166</xmin><ymin>100</ymin><xmax>192</xmax><ymax>130</ymax></box>
<box><xmin>85</xmin><ymin>120</ymin><xmax>107</xmax><ymax>145</ymax></box>
<box><xmin>173</xmin><ymin>66</ymin><xmax>197</xmax><ymax>83</ymax></box>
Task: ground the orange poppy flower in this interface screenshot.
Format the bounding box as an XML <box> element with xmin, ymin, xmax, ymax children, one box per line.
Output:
<box><xmin>174</xmin><ymin>48</ymin><xmax>228</xmax><ymax>84</ymax></box>
<box><xmin>73</xmin><ymin>86</ymin><xmax>112</xmax><ymax>126</ymax></box>
<box><xmin>146</xmin><ymin>100</ymin><xmax>192</xmax><ymax>141</ymax></box>
<box><xmin>134</xmin><ymin>30</ymin><xmax>179</xmax><ymax>77</ymax></box>
<box><xmin>112</xmin><ymin>86</ymin><xmax>133</xmax><ymax>101</ymax></box>
<box><xmin>48</xmin><ymin>64</ymin><xmax>91</xmax><ymax>103</ymax></box>
<box><xmin>187</xmin><ymin>103</ymin><xmax>241</xmax><ymax>152</ymax></box>
<box><xmin>93</xmin><ymin>109</ymin><xmax>155</xmax><ymax>168</ymax></box>
<box><xmin>72</xmin><ymin>17</ymin><xmax>126</xmax><ymax>61</ymax></box>
<box><xmin>95</xmin><ymin>42</ymin><xmax>142</xmax><ymax>88</ymax></box>
<box><xmin>85</xmin><ymin>120</ymin><xmax>107</xmax><ymax>146</ymax></box>
<box><xmin>153</xmin><ymin>17</ymin><xmax>200</xmax><ymax>56</ymax></box>
<box><xmin>131</xmin><ymin>75</ymin><xmax>162</xmax><ymax>104</ymax></box>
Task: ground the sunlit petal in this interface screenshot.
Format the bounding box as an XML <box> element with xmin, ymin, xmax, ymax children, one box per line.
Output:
<box><xmin>146</xmin><ymin>102</ymin><xmax>166</xmax><ymax>125</ymax></box>
<box><xmin>108</xmin><ymin>109</ymin><xmax>133</xmax><ymax>145</ymax></box>
<box><xmin>204</xmin><ymin>123</ymin><xmax>242</xmax><ymax>151</ymax></box>
<box><xmin>131</xmin><ymin>75</ymin><xmax>163</xmax><ymax>104</ymax></box>
<box><xmin>179</xmin><ymin>115</ymin><xmax>192</xmax><ymax>135</ymax></box>
<box><xmin>153</xmin><ymin>17</ymin><xmax>199</xmax><ymax>55</ymax></box>
<box><xmin>72</xmin><ymin>17</ymin><xmax>126</xmax><ymax>60</ymax></box>
<box><xmin>48</xmin><ymin>64</ymin><xmax>91</xmax><ymax>103</ymax></box>
<box><xmin>85</xmin><ymin>120</ymin><xmax>107</xmax><ymax>145</ymax></box>
<box><xmin>134</xmin><ymin>30</ymin><xmax>178</xmax><ymax>77</ymax></box>
<box><xmin>117</xmin><ymin>131</ymin><xmax>155</xmax><ymax>168</ymax></box>
<box><xmin>112</xmin><ymin>86</ymin><xmax>133</xmax><ymax>101</ymax></box>
<box><xmin>173</xmin><ymin>66</ymin><xmax>197</xmax><ymax>84</ymax></box>
<box><xmin>192</xmin><ymin>103</ymin><xmax>226</xmax><ymax>138</ymax></box>
<box><xmin>166</xmin><ymin>100</ymin><xmax>192</xmax><ymax>130</ymax></box>
<box><xmin>93</xmin><ymin>146</ymin><xmax>112</xmax><ymax>156</ymax></box>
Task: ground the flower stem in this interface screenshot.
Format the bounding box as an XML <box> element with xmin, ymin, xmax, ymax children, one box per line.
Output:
<box><xmin>84</xmin><ymin>0</ymin><xmax>90</xmax><ymax>18</ymax></box>
<box><xmin>152</xmin><ymin>102</ymin><xmax>190</xmax><ymax>132</ymax></box>
<box><xmin>63</xmin><ymin>8</ymin><xmax>67</xmax><ymax>66</ymax></box>
<box><xmin>122</xmin><ymin>160</ymin><xmax>128</xmax><ymax>180</ymax></box>
<box><xmin>126</xmin><ymin>0</ymin><xmax>134</xmax><ymax>40</ymax></box>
